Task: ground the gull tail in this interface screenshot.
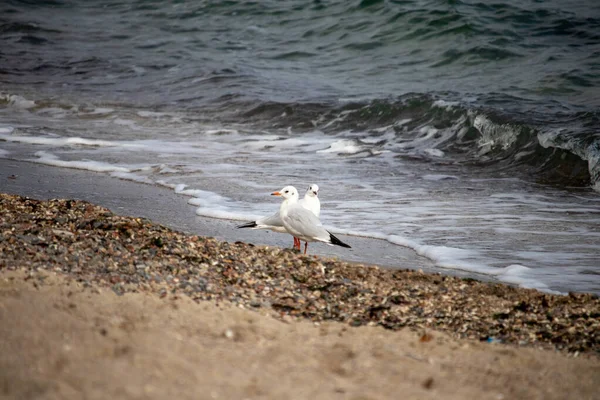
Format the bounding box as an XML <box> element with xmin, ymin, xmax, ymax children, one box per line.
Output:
<box><xmin>328</xmin><ymin>231</ymin><xmax>351</xmax><ymax>249</ymax></box>
<box><xmin>237</xmin><ymin>221</ymin><xmax>257</xmax><ymax>229</ymax></box>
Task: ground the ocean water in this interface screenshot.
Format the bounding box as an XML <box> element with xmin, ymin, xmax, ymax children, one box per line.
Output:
<box><xmin>1</xmin><ymin>0</ymin><xmax>599</xmax><ymax>294</ymax></box>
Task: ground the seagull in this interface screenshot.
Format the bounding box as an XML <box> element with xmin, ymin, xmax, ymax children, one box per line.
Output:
<box><xmin>273</xmin><ymin>185</ymin><xmax>351</xmax><ymax>254</ymax></box>
<box><xmin>300</xmin><ymin>184</ymin><xmax>320</xmax><ymax>217</ymax></box>
<box><xmin>237</xmin><ymin>184</ymin><xmax>320</xmax><ymax>250</ymax></box>
<box><xmin>294</xmin><ymin>184</ymin><xmax>320</xmax><ymax>249</ymax></box>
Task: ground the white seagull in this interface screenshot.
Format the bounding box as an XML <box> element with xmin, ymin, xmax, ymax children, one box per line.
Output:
<box><xmin>237</xmin><ymin>184</ymin><xmax>321</xmax><ymax>250</ymax></box>
<box><xmin>273</xmin><ymin>185</ymin><xmax>350</xmax><ymax>254</ymax></box>
<box><xmin>294</xmin><ymin>184</ymin><xmax>320</xmax><ymax>249</ymax></box>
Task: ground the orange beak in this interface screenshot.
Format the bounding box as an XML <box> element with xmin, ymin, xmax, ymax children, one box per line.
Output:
<box><xmin>271</xmin><ymin>191</ymin><xmax>281</xmax><ymax>196</ymax></box>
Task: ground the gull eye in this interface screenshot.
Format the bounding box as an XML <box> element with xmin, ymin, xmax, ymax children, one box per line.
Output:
<box><xmin>284</xmin><ymin>190</ymin><xmax>289</xmax><ymax>193</ymax></box>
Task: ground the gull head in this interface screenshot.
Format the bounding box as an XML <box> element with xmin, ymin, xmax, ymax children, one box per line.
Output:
<box><xmin>306</xmin><ymin>184</ymin><xmax>319</xmax><ymax>197</ymax></box>
<box><xmin>271</xmin><ymin>185</ymin><xmax>298</xmax><ymax>200</ymax></box>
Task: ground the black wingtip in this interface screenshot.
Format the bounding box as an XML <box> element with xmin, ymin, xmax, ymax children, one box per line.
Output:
<box><xmin>328</xmin><ymin>231</ymin><xmax>351</xmax><ymax>248</ymax></box>
<box><xmin>237</xmin><ymin>221</ymin><xmax>257</xmax><ymax>229</ymax></box>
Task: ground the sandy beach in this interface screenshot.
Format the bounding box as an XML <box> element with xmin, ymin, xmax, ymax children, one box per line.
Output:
<box><xmin>1</xmin><ymin>161</ymin><xmax>599</xmax><ymax>399</ymax></box>
<box><xmin>3</xmin><ymin>1</ymin><xmax>600</xmax><ymax>397</ymax></box>
<box><xmin>2</xmin><ymin>269</ymin><xmax>598</xmax><ymax>400</ymax></box>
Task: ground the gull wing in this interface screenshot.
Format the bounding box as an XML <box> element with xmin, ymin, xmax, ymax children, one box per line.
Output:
<box><xmin>257</xmin><ymin>211</ymin><xmax>283</xmax><ymax>228</ymax></box>
<box><xmin>284</xmin><ymin>205</ymin><xmax>329</xmax><ymax>242</ymax></box>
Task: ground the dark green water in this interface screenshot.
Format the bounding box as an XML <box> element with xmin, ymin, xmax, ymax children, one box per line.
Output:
<box><xmin>1</xmin><ymin>0</ymin><xmax>599</xmax><ymax>187</ymax></box>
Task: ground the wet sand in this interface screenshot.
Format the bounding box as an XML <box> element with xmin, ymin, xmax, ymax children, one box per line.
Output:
<box><xmin>0</xmin><ymin>158</ymin><xmax>447</xmax><ymax>275</ymax></box>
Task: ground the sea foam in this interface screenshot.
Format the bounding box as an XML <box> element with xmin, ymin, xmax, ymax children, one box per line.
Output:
<box><xmin>29</xmin><ymin>151</ymin><xmax>131</xmax><ymax>173</ymax></box>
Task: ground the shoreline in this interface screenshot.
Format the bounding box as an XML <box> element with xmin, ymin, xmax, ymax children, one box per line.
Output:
<box><xmin>0</xmin><ymin>158</ymin><xmax>497</xmax><ymax>282</ymax></box>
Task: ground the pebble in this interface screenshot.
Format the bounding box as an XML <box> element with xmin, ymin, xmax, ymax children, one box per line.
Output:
<box><xmin>1</xmin><ymin>193</ymin><xmax>599</xmax><ymax>357</ymax></box>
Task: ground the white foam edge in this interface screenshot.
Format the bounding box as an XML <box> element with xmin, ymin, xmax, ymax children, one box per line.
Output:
<box><xmin>205</xmin><ymin>128</ymin><xmax>240</xmax><ymax>135</ymax></box>
<box><xmin>109</xmin><ymin>171</ymin><xmax>154</xmax><ymax>184</ymax></box>
<box><xmin>323</xmin><ymin>229</ymin><xmax>562</xmax><ymax>294</ymax></box>
<box><xmin>491</xmin><ymin>265</ymin><xmax>562</xmax><ymax>294</ymax></box>
<box><xmin>27</xmin><ymin>151</ymin><xmax>131</xmax><ymax>173</ymax></box>
<box><xmin>168</xmin><ymin>183</ymin><xmax>264</xmax><ymax>221</ymax></box>
<box><xmin>151</xmin><ymin>187</ymin><xmax>566</xmax><ymax>294</ymax></box>
<box><xmin>0</xmin><ymin>133</ymin><xmax>118</xmax><ymax>147</ymax></box>
<box><xmin>423</xmin><ymin>148</ymin><xmax>445</xmax><ymax>157</ymax></box>
<box><xmin>136</xmin><ymin>110</ymin><xmax>168</xmax><ymax>118</ymax></box>
<box><xmin>1</xmin><ymin>93</ymin><xmax>36</xmax><ymax>109</ymax></box>
<box><xmin>317</xmin><ymin>139</ymin><xmax>366</xmax><ymax>154</ymax></box>
<box><xmin>422</xmin><ymin>174</ymin><xmax>458</xmax><ymax>181</ymax></box>
<box><xmin>432</xmin><ymin>99</ymin><xmax>459</xmax><ymax>109</ymax></box>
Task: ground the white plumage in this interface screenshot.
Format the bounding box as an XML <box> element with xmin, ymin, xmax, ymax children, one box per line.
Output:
<box><xmin>237</xmin><ymin>184</ymin><xmax>321</xmax><ymax>250</ymax></box>
<box><xmin>274</xmin><ymin>185</ymin><xmax>350</xmax><ymax>254</ymax></box>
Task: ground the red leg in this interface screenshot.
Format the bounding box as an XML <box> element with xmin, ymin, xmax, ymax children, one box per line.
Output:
<box><xmin>293</xmin><ymin>237</ymin><xmax>300</xmax><ymax>250</ymax></box>
<box><xmin>304</xmin><ymin>242</ymin><xmax>308</xmax><ymax>254</ymax></box>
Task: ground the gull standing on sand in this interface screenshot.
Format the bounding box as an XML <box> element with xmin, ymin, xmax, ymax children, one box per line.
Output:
<box><xmin>272</xmin><ymin>185</ymin><xmax>350</xmax><ymax>254</ymax></box>
<box><xmin>237</xmin><ymin>184</ymin><xmax>321</xmax><ymax>250</ymax></box>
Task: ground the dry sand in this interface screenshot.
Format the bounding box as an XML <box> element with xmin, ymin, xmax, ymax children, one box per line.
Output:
<box><xmin>1</xmin><ymin>270</ymin><xmax>599</xmax><ymax>400</ymax></box>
